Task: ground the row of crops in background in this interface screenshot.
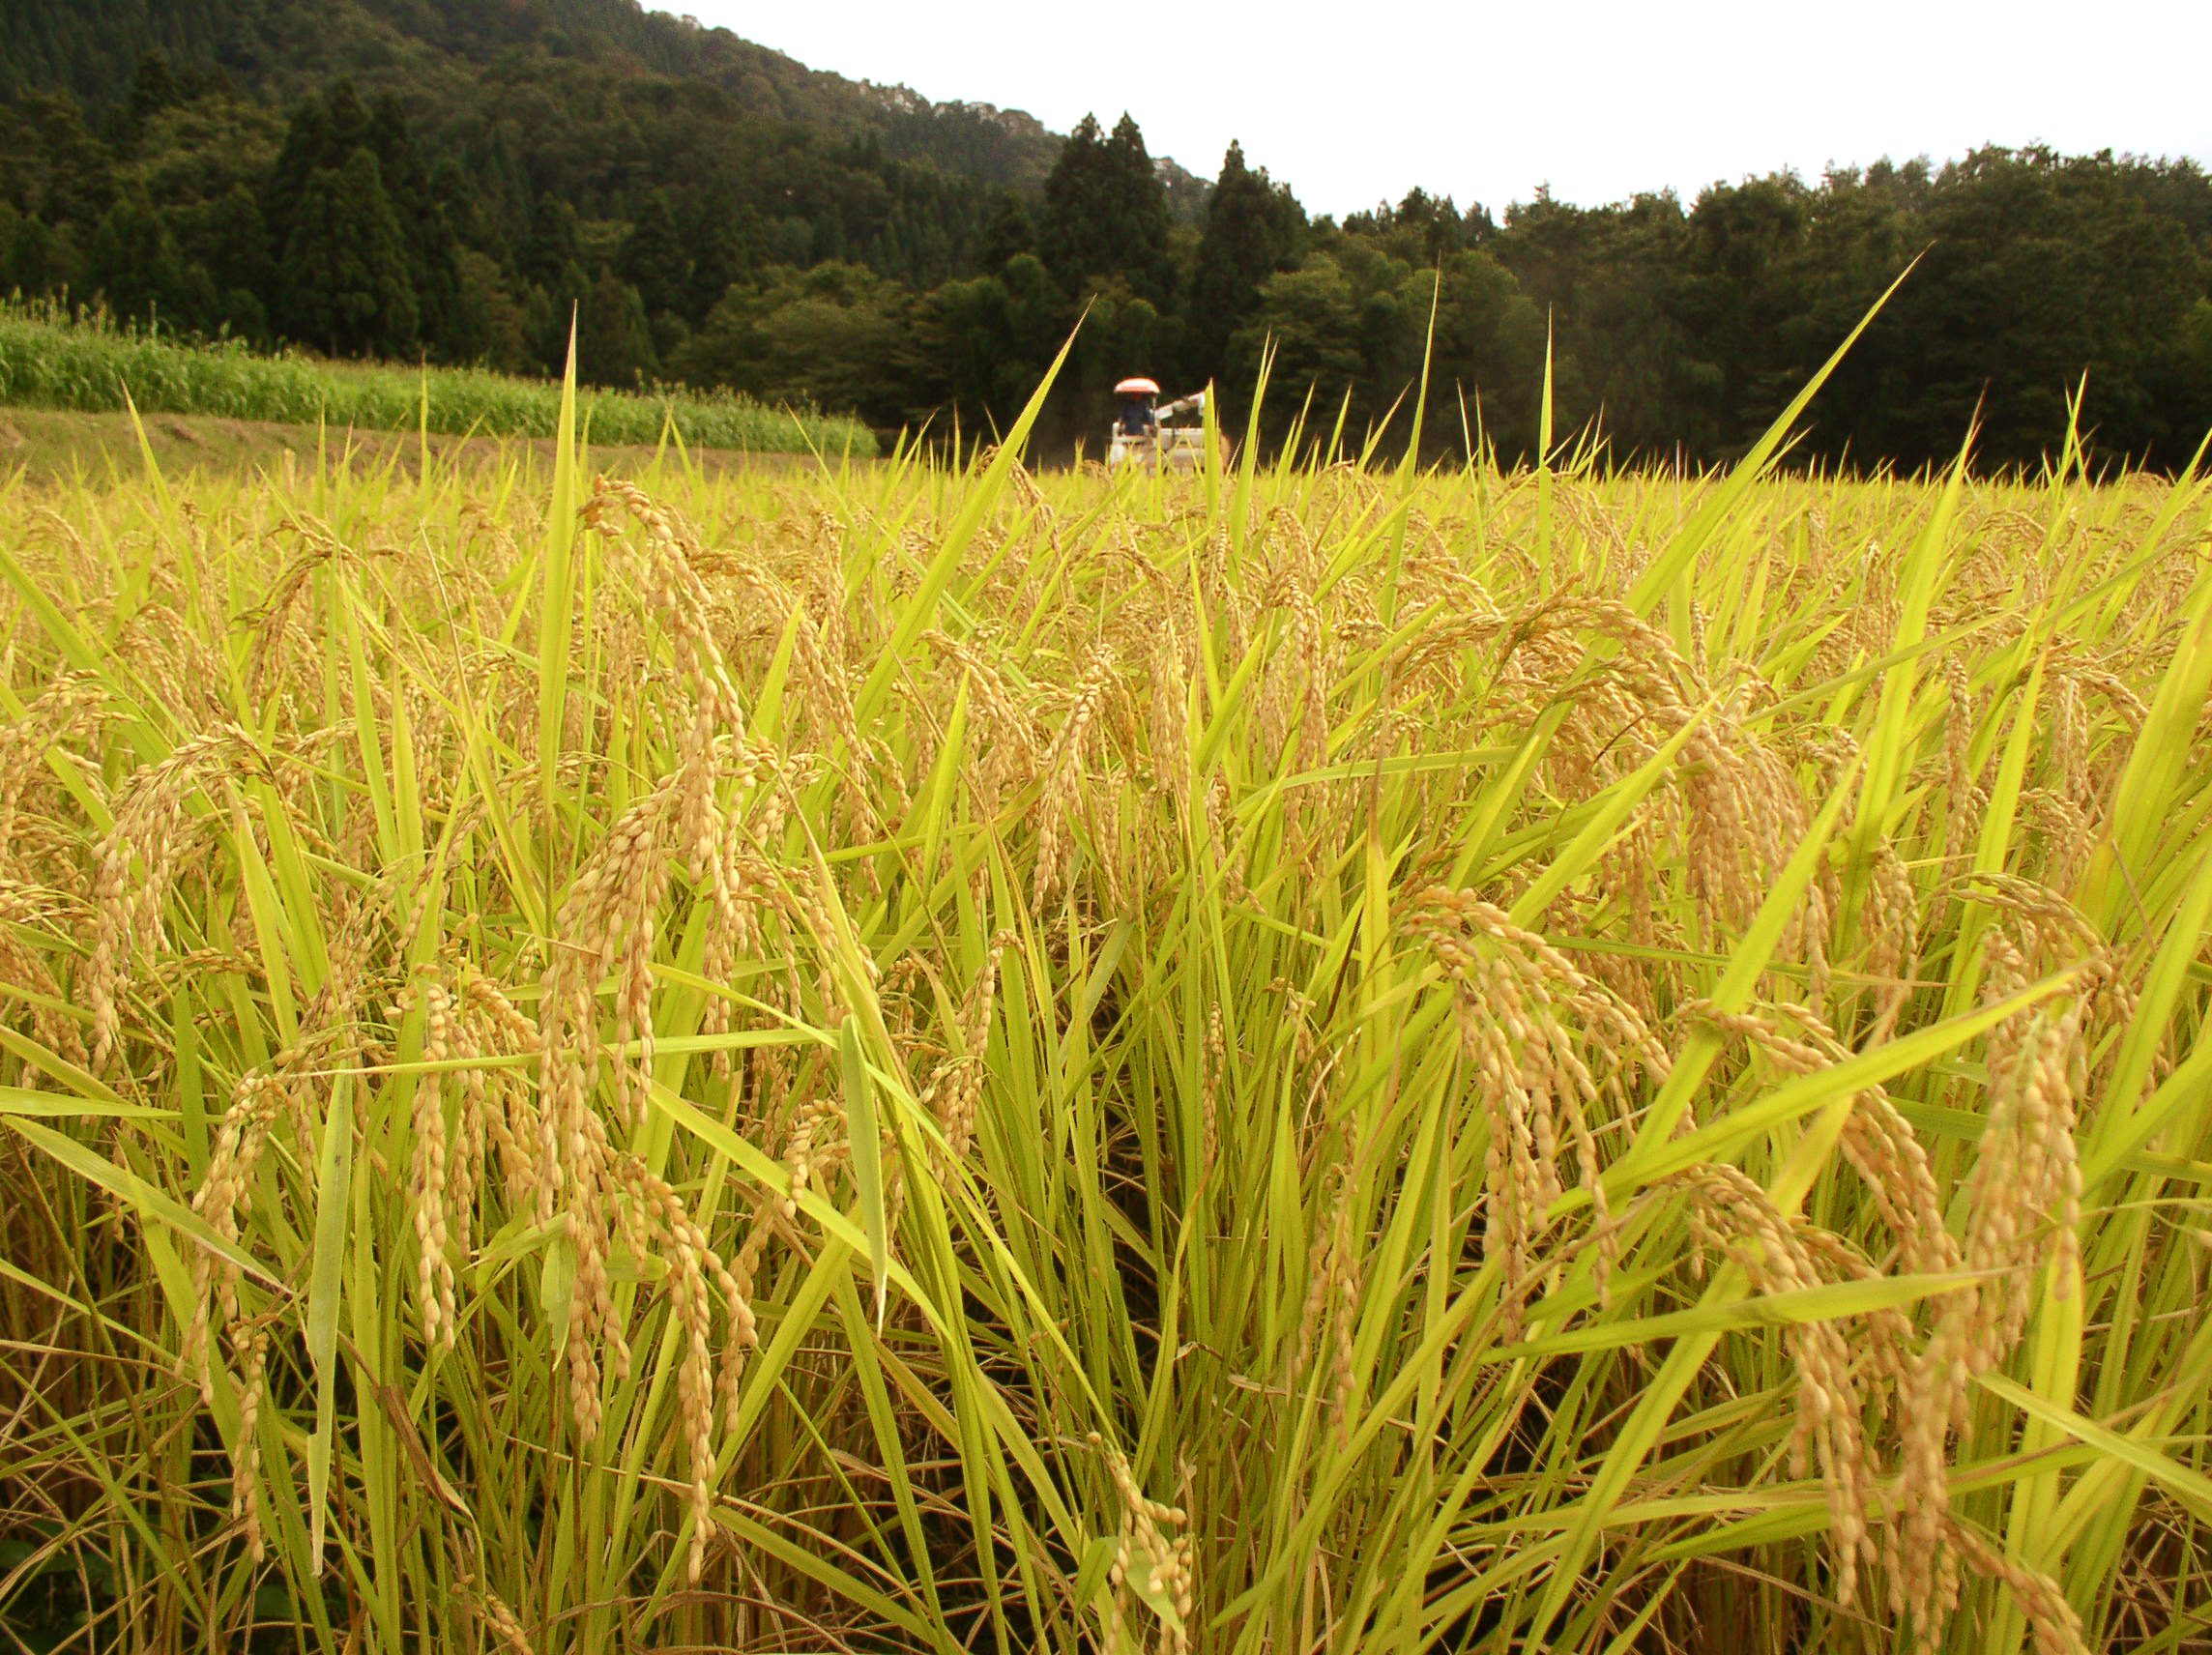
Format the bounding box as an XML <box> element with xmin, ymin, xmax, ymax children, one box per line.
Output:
<box><xmin>0</xmin><ymin>300</ymin><xmax>878</xmax><ymax>456</ymax></box>
<box><xmin>0</xmin><ymin>357</ymin><xmax>2208</xmax><ymax>1654</ymax></box>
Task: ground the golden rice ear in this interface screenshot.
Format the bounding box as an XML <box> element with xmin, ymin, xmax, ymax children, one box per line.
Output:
<box><xmin>1667</xmin><ymin>1164</ymin><xmax>1883</xmax><ymax>1608</ymax></box>
<box><xmin>1031</xmin><ymin>643</ymin><xmax>1119</xmax><ymax>909</ymax></box>
<box><xmin>408</xmin><ymin>974</ymin><xmax>458</xmax><ymax>1351</ymax></box>
<box><xmin>1407</xmin><ymin>888</ymin><xmax>1670</xmax><ymax>1336</ymax></box>
<box><xmin>461</xmin><ymin>1581</ymin><xmax>539</xmax><ymax>1655</ymax></box>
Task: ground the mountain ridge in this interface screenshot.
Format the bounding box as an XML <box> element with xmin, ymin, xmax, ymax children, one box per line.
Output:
<box><xmin>0</xmin><ymin>0</ymin><xmax>1213</xmax><ymax>211</ymax></box>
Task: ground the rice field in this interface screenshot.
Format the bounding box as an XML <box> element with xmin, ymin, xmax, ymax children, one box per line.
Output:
<box><xmin>0</xmin><ymin>304</ymin><xmax>877</xmax><ymax>458</ymax></box>
<box><xmin>0</xmin><ymin>364</ymin><xmax>2209</xmax><ymax>1655</ymax></box>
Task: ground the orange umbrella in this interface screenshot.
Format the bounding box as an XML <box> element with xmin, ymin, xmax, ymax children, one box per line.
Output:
<box><xmin>1114</xmin><ymin>377</ymin><xmax>1160</xmax><ymax>398</ymax></box>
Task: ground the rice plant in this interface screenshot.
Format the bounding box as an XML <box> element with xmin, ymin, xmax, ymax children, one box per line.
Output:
<box><xmin>0</xmin><ymin>363</ymin><xmax>2207</xmax><ymax>1655</ymax></box>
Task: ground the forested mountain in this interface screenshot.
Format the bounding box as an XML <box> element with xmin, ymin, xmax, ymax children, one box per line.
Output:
<box><xmin>1</xmin><ymin>0</ymin><xmax>2208</xmax><ymax>468</ymax></box>
<box><xmin>6</xmin><ymin>0</ymin><xmax>1060</xmax><ymax>190</ymax></box>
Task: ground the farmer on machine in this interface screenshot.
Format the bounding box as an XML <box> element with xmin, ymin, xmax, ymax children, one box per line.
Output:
<box><xmin>1118</xmin><ymin>378</ymin><xmax>1161</xmax><ymax>441</ymax></box>
<box><xmin>1109</xmin><ymin>377</ymin><xmax>1206</xmax><ymax>471</ymax></box>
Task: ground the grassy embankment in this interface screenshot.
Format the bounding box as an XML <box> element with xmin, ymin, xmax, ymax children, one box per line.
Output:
<box><xmin>0</xmin><ymin>363</ymin><xmax>2207</xmax><ymax>1654</ymax></box>
<box><xmin>0</xmin><ymin>303</ymin><xmax>878</xmax><ymax>457</ymax></box>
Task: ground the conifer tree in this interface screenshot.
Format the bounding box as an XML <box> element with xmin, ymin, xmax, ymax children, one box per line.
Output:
<box><xmin>367</xmin><ymin>93</ymin><xmax>462</xmax><ymax>356</ymax></box>
<box><xmin>0</xmin><ymin>210</ymin><xmax>78</xmax><ymax>298</ymax></box>
<box><xmin>1188</xmin><ymin>141</ymin><xmax>1307</xmax><ymax>383</ymax></box>
<box><xmin>522</xmin><ymin>194</ymin><xmax>590</xmax><ymax>370</ymax></box>
<box><xmin>684</xmin><ymin>195</ymin><xmax>760</xmax><ymax>323</ymax></box>
<box><xmin>579</xmin><ymin>268</ymin><xmax>656</xmax><ymax>387</ymax></box>
<box><xmin>522</xmin><ymin>194</ymin><xmax>584</xmax><ymax>291</ymax></box>
<box><xmin>265</xmin><ymin>81</ymin><xmax>374</xmax><ymax>242</ymax></box>
<box><xmin>128</xmin><ymin>50</ymin><xmax>180</xmax><ymax>131</ymax></box>
<box><xmin>975</xmin><ymin>189</ymin><xmax>1033</xmax><ymax>273</ymax></box>
<box><xmin>88</xmin><ymin>187</ymin><xmax>191</xmax><ymax>327</ymax></box>
<box><xmin>617</xmin><ymin>191</ymin><xmax>689</xmax><ymax>320</ymax></box>
<box><xmin>1038</xmin><ymin>112</ymin><xmax>1173</xmax><ymax>304</ymax></box>
<box><xmin>196</xmin><ymin>183</ymin><xmax>275</xmax><ymax>340</ymax></box>
<box><xmin>280</xmin><ymin>147</ymin><xmax>419</xmax><ymax>357</ymax></box>
<box><xmin>13</xmin><ymin>92</ymin><xmax>115</xmax><ymax>228</ymax></box>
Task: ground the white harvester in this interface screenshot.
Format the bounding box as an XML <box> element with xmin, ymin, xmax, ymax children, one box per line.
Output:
<box><xmin>1107</xmin><ymin>376</ymin><xmax>1208</xmax><ymax>471</ymax></box>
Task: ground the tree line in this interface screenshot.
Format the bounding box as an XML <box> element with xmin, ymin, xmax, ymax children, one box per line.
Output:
<box><xmin>4</xmin><ymin>46</ymin><xmax>2209</xmax><ymax>470</ymax></box>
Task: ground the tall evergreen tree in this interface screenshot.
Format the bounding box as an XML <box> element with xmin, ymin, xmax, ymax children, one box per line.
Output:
<box><xmin>88</xmin><ymin>187</ymin><xmax>194</xmax><ymax>327</ymax></box>
<box><xmin>0</xmin><ymin>209</ymin><xmax>78</xmax><ymax>298</ymax></box>
<box><xmin>520</xmin><ymin>192</ymin><xmax>590</xmax><ymax>370</ymax></box>
<box><xmin>366</xmin><ymin>93</ymin><xmax>461</xmax><ymax>356</ymax></box>
<box><xmin>521</xmin><ymin>193</ymin><xmax>584</xmax><ymax>291</ymax></box>
<box><xmin>616</xmin><ymin>191</ymin><xmax>689</xmax><ymax>319</ymax></box>
<box><xmin>1187</xmin><ymin>141</ymin><xmax>1306</xmax><ymax>383</ymax></box>
<box><xmin>193</xmin><ymin>182</ymin><xmax>274</xmax><ymax>340</ymax></box>
<box><xmin>265</xmin><ymin>81</ymin><xmax>374</xmax><ymax>239</ymax></box>
<box><xmin>127</xmin><ymin>50</ymin><xmax>181</xmax><ymax>131</ymax></box>
<box><xmin>1038</xmin><ymin>112</ymin><xmax>1173</xmax><ymax>305</ymax></box>
<box><xmin>975</xmin><ymin>189</ymin><xmax>1033</xmax><ymax>273</ymax></box>
<box><xmin>450</xmin><ymin>247</ymin><xmax>531</xmax><ymax>372</ymax></box>
<box><xmin>280</xmin><ymin>147</ymin><xmax>419</xmax><ymax>357</ymax></box>
<box><xmin>6</xmin><ymin>92</ymin><xmax>115</xmax><ymax>228</ymax></box>
<box><xmin>578</xmin><ymin>267</ymin><xmax>655</xmax><ymax>387</ymax></box>
<box><xmin>684</xmin><ymin>202</ymin><xmax>760</xmax><ymax>324</ymax></box>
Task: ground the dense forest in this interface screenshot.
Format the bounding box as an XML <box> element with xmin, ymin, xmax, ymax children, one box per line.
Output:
<box><xmin>3</xmin><ymin>0</ymin><xmax>2209</xmax><ymax>468</ymax></box>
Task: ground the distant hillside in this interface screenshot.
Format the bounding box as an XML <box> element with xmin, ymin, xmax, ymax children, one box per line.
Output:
<box><xmin>0</xmin><ymin>0</ymin><xmax>1227</xmax><ymax>440</ymax></box>
<box><xmin>15</xmin><ymin>0</ymin><xmax>2188</xmax><ymax>473</ymax></box>
<box><xmin>0</xmin><ymin>0</ymin><xmax>1211</xmax><ymax>211</ymax></box>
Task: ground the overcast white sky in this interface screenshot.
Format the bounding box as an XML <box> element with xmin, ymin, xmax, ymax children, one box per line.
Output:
<box><xmin>685</xmin><ymin>0</ymin><xmax>2210</xmax><ymax>218</ymax></box>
